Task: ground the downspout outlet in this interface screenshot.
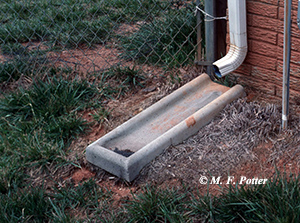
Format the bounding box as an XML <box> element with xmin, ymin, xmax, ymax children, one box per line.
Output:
<box><xmin>213</xmin><ymin>0</ymin><xmax>248</xmax><ymax>78</ymax></box>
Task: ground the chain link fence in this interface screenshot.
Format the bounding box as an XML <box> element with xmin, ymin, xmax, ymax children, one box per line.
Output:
<box><xmin>0</xmin><ymin>0</ymin><xmax>205</xmax><ymax>89</ymax></box>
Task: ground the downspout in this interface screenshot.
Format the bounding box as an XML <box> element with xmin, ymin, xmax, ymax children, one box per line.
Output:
<box><xmin>213</xmin><ymin>0</ymin><xmax>247</xmax><ymax>78</ymax></box>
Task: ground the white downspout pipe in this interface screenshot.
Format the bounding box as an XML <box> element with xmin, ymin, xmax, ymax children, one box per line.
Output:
<box><xmin>213</xmin><ymin>0</ymin><xmax>248</xmax><ymax>78</ymax></box>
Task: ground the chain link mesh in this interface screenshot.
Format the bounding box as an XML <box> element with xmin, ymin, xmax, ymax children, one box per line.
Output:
<box><xmin>0</xmin><ymin>0</ymin><xmax>204</xmax><ymax>87</ymax></box>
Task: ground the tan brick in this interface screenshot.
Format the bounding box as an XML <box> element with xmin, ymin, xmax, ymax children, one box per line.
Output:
<box><xmin>291</xmin><ymin>22</ymin><xmax>300</xmax><ymax>38</ymax></box>
<box><xmin>278</xmin><ymin>34</ymin><xmax>300</xmax><ymax>53</ymax></box>
<box><xmin>247</xmin><ymin>1</ymin><xmax>278</xmax><ymax>19</ymax></box>
<box><xmin>277</xmin><ymin>60</ymin><xmax>300</xmax><ymax>79</ymax></box>
<box><xmin>290</xmin><ymin>51</ymin><xmax>300</xmax><ymax>66</ymax></box>
<box><xmin>273</xmin><ymin>65</ymin><xmax>300</xmax><ymax>92</ymax></box>
<box><xmin>247</xmin><ymin>26</ymin><xmax>277</xmax><ymax>45</ymax></box>
<box><xmin>234</xmin><ymin>71</ymin><xmax>300</xmax><ymax>103</ymax></box>
<box><xmin>249</xmin><ymin>40</ymin><xmax>279</xmax><ymax>58</ymax></box>
<box><xmin>289</xmin><ymin>76</ymin><xmax>300</xmax><ymax>92</ymax></box>
<box><xmin>223</xmin><ymin>0</ymin><xmax>300</xmax><ymax>99</ymax></box>
<box><xmin>235</xmin><ymin>64</ymin><xmax>252</xmax><ymax>76</ymax></box>
<box><xmin>251</xmin><ymin>14</ymin><xmax>283</xmax><ymax>32</ymax></box>
<box><xmin>251</xmin><ymin>66</ymin><xmax>282</xmax><ymax>83</ymax></box>
<box><xmin>244</xmin><ymin>52</ymin><xmax>277</xmax><ymax>70</ymax></box>
<box><xmin>277</xmin><ymin>12</ymin><xmax>300</xmax><ymax>38</ymax></box>
<box><xmin>278</xmin><ymin>6</ymin><xmax>298</xmax><ymax>20</ymax></box>
<box><xmin>290</xmin><ymin>89</ymin><xmax>300</xmax><ymax>103</ymax></box>
<box><xmin>290</xmin><ymin>36</ymin><xmax>300</xmax><ymax>51</ymax></box>
<box><xmin>249</xmin><ymin>66</ymin><xmax>283</xmax><ymax>96</ymax></box>
<box><xmin>278</xmin><ymin>0</ymin><xmax>298</xmax><ymax>10</ymax></box>
<box><xmin>276</xmin><ymin>49</ymin><xmax>300</xmax><ymax>67</ymax></box>
<box><xmin>255</xmin><ymin>0</ymin><xmax>279</xmax><ymax>6</ymax></box>
<box><xmin>236</xmin><ymin>73</ymin><xmax>282</xmax><ymax>97</ymax></box>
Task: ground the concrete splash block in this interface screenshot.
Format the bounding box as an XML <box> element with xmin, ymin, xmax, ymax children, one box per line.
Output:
<box><xmin>86</xmin><ymin>73</ymin><xmax>244</xmax><ymax>181</ymax></box>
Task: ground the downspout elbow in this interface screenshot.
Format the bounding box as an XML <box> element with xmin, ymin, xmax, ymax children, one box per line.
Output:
<box><xmin>213</xmin><ymin>44</ymin><xmax>247</xmax><ymax>78</ymax></box>
<box><xmin>212</xmin><ymin>0</ymin><xmax>247</xmax><ymax>78</ymax></box>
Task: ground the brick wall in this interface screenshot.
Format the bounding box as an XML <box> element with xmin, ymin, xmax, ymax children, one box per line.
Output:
<box><xmin>231</xmin><ymin>0</ymin><xmax>300</xmax><ymax>102</ymax></box>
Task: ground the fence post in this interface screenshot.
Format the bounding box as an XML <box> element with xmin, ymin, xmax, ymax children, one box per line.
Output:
<box><xmin>196</xmin><ymin>0</ymin><xmax>202</xmax><ymax>62</ymax></box>
<box><xmin>205</xmin><ymin>0</ymin><xmax>216</xmax><ymax>76</ymax></box>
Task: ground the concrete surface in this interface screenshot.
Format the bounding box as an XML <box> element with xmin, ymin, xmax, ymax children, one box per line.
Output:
<box><xmin>86</xmin><ymin>73</ymin><xmax>244</xmax><ymax>181</ymax></box>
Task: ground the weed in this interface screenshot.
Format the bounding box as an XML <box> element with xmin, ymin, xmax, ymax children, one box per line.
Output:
<box><xmin>109</xmin><ymin>66</ymin><xmax>145</xmax><ymax>87</ymax></box>
<box><xmin>92</xmin><ymin>107</ymin><xmax>111</xmax><ymax>124</ymax></box>
<box><xmin>95</xmin><ymin>66</ymin><xmax>145</xmax><ymax>99</ymax></box>
<box><xmin>214</xmin><ymin>75</ymin><xmax>237</xmax><ymax>88</ymax></box>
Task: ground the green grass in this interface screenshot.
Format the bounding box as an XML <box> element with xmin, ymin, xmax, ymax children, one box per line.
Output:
<box><xmin>0</xmin><ymin>179</ymin><xmax>111</xmax><ymax>223</ymax></box>
<box><xmin>0</xmin><ymin>186</ymin><xmax>52</xmax><ymax>223</ymax></box>
<box><xmin>0</xmin><ymin>0</ymin><xmax>169</xmax><ymax>48</ymax></box>
<box><xmin>105</xmin><ymin>65</ymin><xmax>146</xmax><ymax>87</ymax></box>
<box><xmin>0</xmin><ymin>0</ymin><xmax>202</xmax><ymax>70</ymax></box>
<box><xmin>0</xmin><ymin>45</ymin><xmax>69</xmax><ymax>83</ymax></box>
<box><xmin>0</xmin><ymin>0</ymin><xmax>113</xmax><ymax>47</ymax></box>
<box><xmin>0</xmin><ymin>0</ymin><xmax>204</xmax><ymax>84</ymax></box>
<box><xmin>97</xmin><ymin>172</ymin><xmax>300</xmax><ymax>222</ymax></box>
<box><xmin>120</xmin><ymin>3</ymin><xmax>198</xmax><ymax>68</ymax></box>
<box><xmin>125</xmin><ymin>186</ymin><xmax>189</xmax><ymax>223</ymax></box>
<box><xmin>0</xmin><ymin>77</ymin><xmax>99</xmax><ymax>191</ymax></box>
<box><xmin>0</xmin><ymin>77</ymin><xmax>96</xmax><ymax>127</ymax></box>
<box><xmin>1</xmin><ymin>42</ymin><xmax>29</xmax><ymax>56</ymax></box>
<box><xmin>1</xmin><ymin>159</ymin><xmax>300</xmax><ymax>222</ymax></box>
<box><xmin>191</xmin><ymin>172</ymin><xmax>300</xmax><ymax>223</ymax></box>
<box><xmin>0</xmin><ymin>56</ymin><xmax>32</xmax><ymax>82</ymax></box>
<box><xmin>0</xmin><ymin>62</ymin><xmax>148</xmax><ymax>207</ymax></box>
<box><xmin>95</xmin><ymin>66</ymin><xmax>146</xmax><ymax>99</ymax></box>
<box><xmin>96</xmin><ymin>0</ymin><xmax>169</xmax><ymax>23</ymax></box>
<box><xmin>0</xmin><ymin>63</ymin><xmax>153</xmax><ymax>221</ymax></box>
<box><xmin>0</xmin><ymin>74</ymin><xmax>114</xmax><ymax>221</ymax></box>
